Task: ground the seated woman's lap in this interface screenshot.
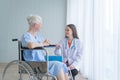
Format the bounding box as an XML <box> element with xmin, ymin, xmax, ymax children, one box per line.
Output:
<box><xmin>48</xmin><ymin>61</ymin><xmax>68</xmax><ymax>76</ymax></box>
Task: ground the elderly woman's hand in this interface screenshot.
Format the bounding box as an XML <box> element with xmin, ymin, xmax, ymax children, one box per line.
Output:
<box><xmin>43</xmin><ymin>39</ymin><xmax>50</xmax><ymax>46</ymax></box>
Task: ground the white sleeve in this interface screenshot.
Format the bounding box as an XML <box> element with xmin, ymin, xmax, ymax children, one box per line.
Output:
<box><xmin>72</xmin><ymin>40</ymin><xmax>83</xmax><ymax>70</ymax></box>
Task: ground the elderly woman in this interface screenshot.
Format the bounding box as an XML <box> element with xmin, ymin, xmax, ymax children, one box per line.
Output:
<box><xmin>21</xmin><ymin>15</ymin><xmax>68</xmax><ymax>80</ymax></box>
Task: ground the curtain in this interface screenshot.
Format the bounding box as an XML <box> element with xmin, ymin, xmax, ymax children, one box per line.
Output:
<box><xmin>67</xmin><ymin>0</ymin><xmax>120</xmax><ymax>80</ymax></box>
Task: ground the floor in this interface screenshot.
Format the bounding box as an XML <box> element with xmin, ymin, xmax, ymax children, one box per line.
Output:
<box><xmin>0</xmin><ymin>63</ymin><xmax>87</xmax><ymax>80</ymax></box>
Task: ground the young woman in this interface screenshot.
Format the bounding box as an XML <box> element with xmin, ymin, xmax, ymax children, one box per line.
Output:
<box><xmin>21</xmin><ymin>15</ymin><xmax>68</xmax><ymax>80</ymax></box>
<box><xmin>54</xmin><ymin>24</ymin><xmax>83</xmax><ymax>80</ymax></box>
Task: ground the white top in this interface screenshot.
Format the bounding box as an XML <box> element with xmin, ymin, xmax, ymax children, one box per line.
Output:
<box><xmin>54</xmin><ymin>38</ymin><xmax>83</xmax><ymax>71</ymax></box>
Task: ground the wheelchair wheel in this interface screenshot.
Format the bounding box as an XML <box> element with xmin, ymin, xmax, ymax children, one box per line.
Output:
<box><xmin>50</xmin><ymin>75</ymin><xmax>57</xmax><ymax>80</ymax></box>
<box><xmin>2</xmin><ymin>60</ymin><xmax>36</xmax><ymax>80</ymax></box>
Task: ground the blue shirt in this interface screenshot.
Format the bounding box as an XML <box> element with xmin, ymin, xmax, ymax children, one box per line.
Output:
<box><xmin>21</xmin><ymin>32</ymin><xmax>46</xmax><ymax>61</ymax></box>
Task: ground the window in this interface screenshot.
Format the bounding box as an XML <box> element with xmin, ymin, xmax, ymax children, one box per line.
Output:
<box><xmin>67</xmin><ymin>0</ymin><xmax>120</xmax><ymax>80</ymax></box>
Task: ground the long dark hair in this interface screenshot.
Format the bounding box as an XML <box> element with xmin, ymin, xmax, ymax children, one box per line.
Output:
<box><xmin>65</xmin><ymin>24</ymin><xmax>79</xmax><ymax>39</ymax></box>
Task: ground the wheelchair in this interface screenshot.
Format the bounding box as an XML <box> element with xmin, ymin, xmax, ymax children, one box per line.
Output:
<box><xmin>2</xmin><ymin>39</ymin><xmax>58</xmax><ymax>80</ymax></box>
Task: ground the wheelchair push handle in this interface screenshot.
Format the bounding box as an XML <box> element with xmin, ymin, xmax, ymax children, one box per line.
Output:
<box><xmin>12</xmin><ymin>39</ymin><xmax>18</xmax><ymax>42</ymax></box>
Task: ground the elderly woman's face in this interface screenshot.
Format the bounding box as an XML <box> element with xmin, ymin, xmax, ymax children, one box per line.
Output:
<box><xmin>34</xmin><ymin>23</ymin><xmax>42</xmax><ymax>31</ymax></box>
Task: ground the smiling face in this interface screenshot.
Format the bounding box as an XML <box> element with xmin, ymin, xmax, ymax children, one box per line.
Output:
<box><xmin>65</xmin><ymin>26</ymin><xmax>73</xmax><ymax>38</ymax></box>
<box><xmin>65</xmin><ymin>24</ymin><xmax>79</xmax><ymax>39</ymax></box>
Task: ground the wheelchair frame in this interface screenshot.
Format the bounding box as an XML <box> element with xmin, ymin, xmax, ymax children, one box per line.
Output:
<box><xmin>2</xmin><ymin>39</ymin><xmax>57</xmax><ymax>80</ymax></box>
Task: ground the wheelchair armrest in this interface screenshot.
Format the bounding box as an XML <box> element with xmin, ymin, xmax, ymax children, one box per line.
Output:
<box><xmin>12</xmin><ymin>38</ymin><xmax>56</xmax><ymax>50</ymax></box>
<box><xmin>21</xmin><ymin>47</ymin><xmax>44</xmax><ymax>50</ymax></box>
<box><xmin>21</xmin><ymin>45</ymin><xmax>56</xmax><ymax>50</ymax></box>
<box><xmin>44</xmin><ymin>45</ymin><xmax>56</xmax><ymax>48</ymax></box>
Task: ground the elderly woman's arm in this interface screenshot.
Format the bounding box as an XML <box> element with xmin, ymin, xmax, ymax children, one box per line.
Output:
<box><xmin>27</xmin><ymin>39</ymin><xmax>50</xmax><ymax>49</ymax></box>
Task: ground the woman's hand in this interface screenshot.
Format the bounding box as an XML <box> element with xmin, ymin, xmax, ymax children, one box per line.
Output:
<box><xmin>43</xmin><ymin>39</ymin><xmax>50</xmax><ymax>46</ymax></box>
<box><xmin>55</xmin><ymin>44</ymin><xmax>60</xmax><ymax>49</ymax></box>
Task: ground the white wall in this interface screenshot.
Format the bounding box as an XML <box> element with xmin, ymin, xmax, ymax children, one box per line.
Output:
<box><xmin>0</xmin><ymin>0</ymin><xmax>67</xmax><ymax>62</ymax></box>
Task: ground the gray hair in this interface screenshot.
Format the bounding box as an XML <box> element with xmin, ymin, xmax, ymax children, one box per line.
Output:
<box><xmin>27</xmin><ymin>15</ymin><xmax>42</xmax><ymax>26</ymax></box>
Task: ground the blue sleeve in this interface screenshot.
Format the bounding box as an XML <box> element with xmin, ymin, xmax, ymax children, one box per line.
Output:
<box><xmin>21</xmin><ymin>33</ymin><xmax>32</xmax><ymax>47</ymax></box>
